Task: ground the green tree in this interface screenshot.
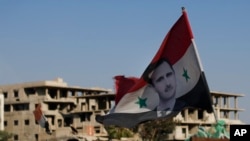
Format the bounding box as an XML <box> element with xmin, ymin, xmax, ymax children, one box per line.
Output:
<box><xmin>105</xmin><ymin>125</ymin><xmax>134</xmax><ymax>140</ymax></box>
<box><xmin>0</xmin><ymin>130</ymin><xmax>13</xmax><ymax>141</ymax></box>
<box><xmin>137</xmin><ymin>118</ymin><xmax>175</xmax><ymax>141</ymax></box>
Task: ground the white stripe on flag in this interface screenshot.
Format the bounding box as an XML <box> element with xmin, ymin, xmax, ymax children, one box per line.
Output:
<box><xmin>173</xmin><ymin>43</ymin><xmax>201</xmax><ymax>98</ymax></box>
<box><xmin>114</xmin><ymin>85</ymin><xmax>159</xmax><ymax>113</ymax></box>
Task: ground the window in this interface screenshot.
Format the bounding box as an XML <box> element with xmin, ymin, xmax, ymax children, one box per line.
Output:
<box><xmin>48</xmin><ymin>89</ymin><xmax>57</xmax><ymax>98</ymax></box>
<box><xmin>13</xmin><ymin>103</ymin><xmax>29</xmax><ymax>111</ymax></box>
<box><xmin>24</xmin><ymin>88</ymin><xmax>36</xmax><ymax>95</ymax></box>
<box><xmin>4</xmin><ymin>121</ymin><xmax>7</xmax><ymax>126</ymax></box>
<box><xmin>14</xmin><ymin>90</ymin><xmax>18</xmax><ymax>97</ymax></box>
<box><xmin>14</xmin><ymin>135</ymin><xmax>18</xmax><ymax>141</ymax></box>
<box><xmin>223</xmin><ymin>111</ymin><xmax>229</xmax><ymax>118</ymax></box>
<box><xmin>64</xmin><ymin>117</ymin><xmax>72</xmax><ymax>127</ymax></box>
<box><xmin>60</xmin><ymin>89</ymin><xmax>67</xmax><ymax>98</ymax></box>
<box><xmin>98</xmin><ymin>98</ymin><xmax>107</xmax><ymax>110</ymax></box>
<box><xmin>91</xmin><ymin>105</ymin><xmax>96</xmax><ymax>110</ymax></box>
<box><xmin>224</xmin><ymin>97</ymin><xmax>227</xmax><ymax>108</ymax></box>
<box><xmin>58</xmin><ymin>119</ymin><xmax>62</xmax><ymax>127</ymax></box>
<box><xmin>25</xmin><ymin>120</ymin><xmax>29</xmax><ymax>125</ymax></box>
<box><xmin>214</xmin><ymin>96</ymin><xmax>219</xmax><ymax>106</ymax></box>
<box><xmin>77</xmin><ymin>91</ymin><xmax>83</xmax><ymax>96</ymax></box>
<box><xmin>48</xmin><ymin>103</ymin><xmax>57</xmax><ymax>110</ymax></box>
<box><xmin>188</xmin><ymin>108</ymin><xmax>194</xmax><ymax>114</ymax></box>
<box><xmin>182</xmin><ymin>127</ymin><xmax>187</xmax><ymax>138</ymax></box>
<box><xmin>94</xmin><ymin>126</ymin><xmax>100</xmax><ymax>133</ymax></box>
<box><xmin>68</xmin><ymin>91</ymin><xmax>73</xmax><ymax>96</ymax></box>
<box><xmin>35</xmin><ymin>134</ymin><xmax>38</xmax><ymax>141</ymax></box>
<box><xmin>36</xmin><ymin>88</ymin><xmax>45</xmax><ymax>95</ymax></box>
<box><xmin>182</xmin><ymin>127</ymin><xmax>186</xmax><ymax>134</ymax></box>
<box><xmin>4</xmin><ymin>105</ymin><xmax>11</xmax><ymax>112</ymax></box>
<box><xmin>3</xmin><ymin>92</ymin><xmax>7</xmax><ymax>98</ymax></box>
<box><xmin>14</xmin><ymin>120</ymin><xmax>18</xmax><ymax>126</ymax></box>
<box><xmin>198</xmin><ymin>110</ymin><xmax>203</xmax><ymax>120</ymax></box>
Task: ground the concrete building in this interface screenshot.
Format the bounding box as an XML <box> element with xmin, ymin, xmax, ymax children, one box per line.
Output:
<box><xmin>0</xmin><ymin>78</ymin><xmax>114</xmax><ymax>141</ymax></box>
<box><xmin>170</xmin><ymin>91</ymin><xmax>244</xmax><ymax>140</ymax></box>
<box><xmin>0</xmin><ymin>78</ymin><xmax>245</xmax><ymax>141</ymax></box>
<box><xmin>0</xmin><ymin>94</ymin><xmax>4</xmax><ymax>131</ymax></box>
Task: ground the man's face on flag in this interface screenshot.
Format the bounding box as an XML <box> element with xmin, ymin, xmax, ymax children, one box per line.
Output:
<box><xmin>151</xmin><ymin>60</ymin><xmax>176</xmax><ymax>101</ymax></box>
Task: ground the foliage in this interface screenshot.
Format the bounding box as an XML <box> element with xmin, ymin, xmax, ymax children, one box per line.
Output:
<box><xmin>105</xmin><ymin>118</ymin><xmax>175</xmax><ymax>141</ymax></box>
<box><xmin>137</xmin><ymin>118</ymin><xmax>175</xmax><ymax>141</ymax></box>
<box><xmin>105</xmin><ymin>125</ymin><xmax>134</xmax><ymax>140</ymax></box>
<box><xmin>0</xmin><ymin>130</ymin><xmax>13</xmax><ymax>141</ymax></box>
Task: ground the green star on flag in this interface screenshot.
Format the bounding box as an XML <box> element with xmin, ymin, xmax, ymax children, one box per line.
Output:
<box><xmin>135</xmin><ymin>97</ymin><xmax>147</xmax><ymax>108</ymax></box>
<box><xmin>182</xmin><ymin>67</ymin><xmax>190</xmax><ymax>82</ymax></box>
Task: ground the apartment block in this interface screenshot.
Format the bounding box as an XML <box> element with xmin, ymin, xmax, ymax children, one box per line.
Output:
<box><xmin>0</xmin><ymin>94</ymin><xmax>4</xmax><ymax>131</ymax></box>
<box><xmin>0</xmin><ymin>78</ymin><xmax>245</xmax><ymax>141</ymax></box>
<box><xmin>170</xmin><ymin>91</ymin><xmax>244</xmax><ymax>140</ymax></box>
<box><xmin>0</xmin><ymin>78</ymin><xmax>114</xmax><ymax>141</ymax></box>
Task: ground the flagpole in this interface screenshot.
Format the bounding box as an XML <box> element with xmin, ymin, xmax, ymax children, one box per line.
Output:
<box><xmin>192</xmin><ymin>37</ymin><xmax>219</xmax><ymax>123</ymax></box>
<box><xmin>182</xmin><ymin>7</ymin><xmax>218</xmax><ymax>123</ymax></box>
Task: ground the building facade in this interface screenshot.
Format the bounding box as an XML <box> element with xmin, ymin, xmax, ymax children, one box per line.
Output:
<box><xmin>170</xmin><ymin>91</ymin><xmax>244</xmax><ymax>140</ymax></box>
<box><xmin>0</xmin><ymin>94</ymin><xmax>4</xmax><ymax>131</ymax></box>
<box><xmin>0</xmin><ymin>78</ymin><xmax>114</xmax><ymax>141</ymax></box>
<box><xmin>0</xmin><ymin>78</ymin><xmax>245</xmax><ymax>141</ymax></box>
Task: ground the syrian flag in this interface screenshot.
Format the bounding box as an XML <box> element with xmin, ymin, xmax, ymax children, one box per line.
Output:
<box><xmin>96</xmin><ymin>8</ymin><xmax>213</xmax><ymax>128</ymax></box>
<box><xmin>33</xmin><ymin>103</ymin><xmax>51</xmax><ymax>134</ymax></box>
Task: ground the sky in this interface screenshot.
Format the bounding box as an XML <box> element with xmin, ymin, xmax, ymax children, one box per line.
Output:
<box><xmin>0</xmin><ymin>1</ymin><xmax>249</xmax><ymax>124</ymax></box>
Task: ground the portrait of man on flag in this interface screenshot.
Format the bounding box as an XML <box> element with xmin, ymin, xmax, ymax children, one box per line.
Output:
<box><xmin>142</xmin><ymin>58</ymin><xmax>186</xmax><ymax>117</ymax></box>
<box><xmin>96</xmin><ymin>8</ymin><xmax>213</xmax><ymax>128</ymax></box>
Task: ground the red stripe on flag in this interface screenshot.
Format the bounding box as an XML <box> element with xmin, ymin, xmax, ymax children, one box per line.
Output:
<box><xmin>96</xmin><ymin>9</ymin><xmax>213</xmax><ymax>128</ymax></box>
<box><xmin>150</xmin><ymin>10</ymin><xmax>193</xmax><ymax>65</ymax></box>
<box><xmin>119</xmin><ymin>11</ymin><xmax>194</xmax><ymax>95</ymax></box>
<box><xmin>114</xmin><ymin>75</ymin><xmax>140</xmax><ymax>104</ymax></box>
<box><xmin>114</xmin><ymin>11</ymin><xmax>195</xmax><ymax>100</ymax></box>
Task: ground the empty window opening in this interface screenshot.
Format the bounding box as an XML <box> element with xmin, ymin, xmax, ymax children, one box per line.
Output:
<box><xmin>14</xmin><ymin>120</ymin><xmax>18</xmax><ymax>126</ymax></box>
<box><xmin>3</xmin><ymin>92</ymin><xmax>7</xmax><ymax>98</ymax></box>
<box><xmin>48</xmin><ymin>89</ymin><xmax>57</xmax><ymax>99</ymax></box>
<box><xmin>14</xmin><ymin>135</ymin><xmax>18</xmax><ymax>141</ymax></box>
<box><xmin>24</xmin><ymin>88</ymin><xmax>36</xmax><ymax>95</ymax></box>
<box><xmin>25</xmin><ymin>119</ymin><xmax>29</xmax><ymax>125</ymax></box>
<box><xmin>4</xmin><ymin>105</ymin><xmax>11</xmax><ymax>112</ymax></box>
<box><xmin>13</xmin><ymin>103</ymin><xmax>29</xmax><ymax>111</ymax></box>
<box><xmin>64</xmin><ymin>117</ymin><xmax>73</xmax><ymax>127</ymax></box>
<box><xmin>4</xmin><ymin>121</ymin><xmax>7</xmax><ymax>126</ymax></box>
<box><xmin>14</xmin><ymin>90</ymin><xmax>19</xmax><ymax>97</ymax></box>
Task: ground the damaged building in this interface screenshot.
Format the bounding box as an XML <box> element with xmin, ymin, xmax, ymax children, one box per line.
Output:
<box><xmin>0</xmin><ymin>78</ymin><xmax>245</xmax><ymax>141</ymax></box>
